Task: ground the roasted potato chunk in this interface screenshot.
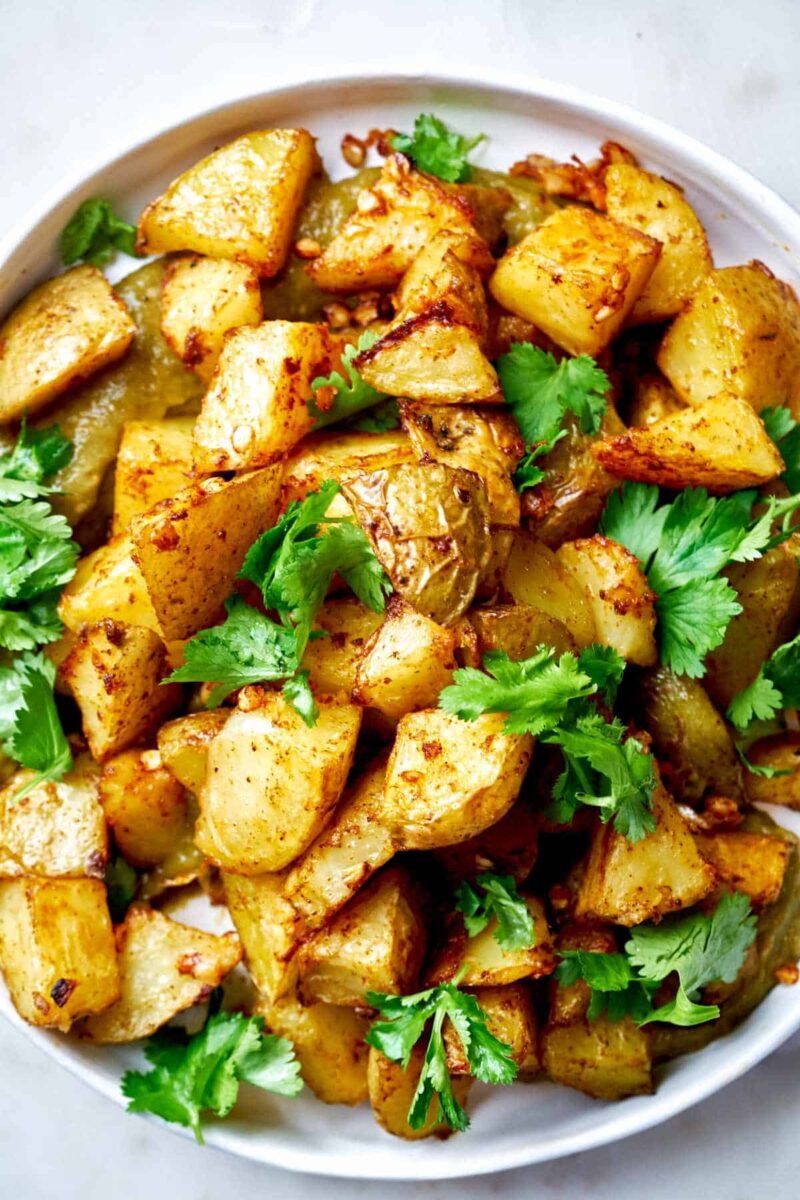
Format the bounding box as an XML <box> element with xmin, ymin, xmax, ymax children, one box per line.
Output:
<box><xmin>343</xmin><ymin>462</ymin><xmax>491</xmax><ymax>626</ymax></box>
<box><xmin>160</xmin><ymin>255</ymin><xmax>263</xmax><ymax>382</ymax></box>
<box><xmin>261</xmin><ymin>994</ymin><xmax>370</xmax><ymax>1106</ymax></box>
<box><xmin>433</xmin><ymin>795</ymin><xmax>540</xmax><ymax>885</ymax></box>
<box><xmin>394</xmin><ymin>231</ymin><xmax>494</xmax><ymax>324</ymax></box>
<box><xmin>557</xmin><ymin>535</ymin><xmax>658</xmax><ymax>667</ymax></box>
<box><xmin>301</xmin><ymin>598</ymin><xmax>384</xmax><ymax>697</ymax></box>
<box><xmin>224</xmin><ymin>870</ymin><xmax>300</xmax><ymax>1005</ymax></box>
<box><xmin>444</xmin><ymin>983</ymin><xmax>538</xmax><ymax>1075</ymax></box>
<box><xmin>298</xmin><ymin>866</ymin><xmax>426</xmax><ymax>1006</ymax></box>
<box><xmin>468</xmin><ymin>603</ymin><xmax>576</xmax><ymax>661</ymax></box>
<box><xmin>100</xmin><ymin>749</ymin><xmax>191</xmax><ymax>868</ymax></box>
<box><xmin>353</xmin><ymin>597</ymin><xmax>458</xmax><ymax>721</ymax></box>
<box><xmin>59</xmin><ymin>533</ymin><xmax>161</xmax><ymax>637</ymax></box>
<box><xmin>367</xmin><ymin>1041</ymin><xmax>471</xmax><ymax>1140</ymax></box>
<box><xmin>0</xmin><ymin>877</ymin><xmax>119</xmax><ymax>1029</ymax></box>
<box><xmin>195</xmin><ymin>689</ymin><xmax>361</xmax><ymax>874</ymax></box>
<box><xmin>604</xmin><ymin>163</ymin><xmax>712</xmax><ymax>323</ymax></box>
<box><xmin>744</xmin><ymin>733</ymin><xmax>800</xmax><ymax>808</ymax></box>
<box><xmin>428</xmin><ymin>895</ymin><xmax>554</xmax><ymax>986</ymax></box>
<box><xmin>695</xmin><ymin>831</ymin><xmax>789</xmax><ymax>908</ymax></box>
<box><xmin>0</xmin><ymin>265</ymin><xmax>135</xmax><ymax>422</ymax></box>
<box><xmin>593</xmin><ymin>394</ymin><xmax>783</xmax><ymax>492</ymax></box>
<box><xmin>575</xmin><ymin>783</ymin><xmax>716</xmax><ymax>926</ymax></box>
<box><xmin>502</xmin><ymin>532</ymin><xmax>597</xmax><ymax>647</ymax></box>
<box><xmin>0</xmin><ymin>757</ymin><xmax>105</xmax><ymax>879</ymax></box>
<box><xmin>281</xmin><ymin>429</ymin><xmax>414</xmax><ymax>508</ymax></box>
<box><xmin>112</xmin><ymin>417</ymin><xmax>195</xmax><ymax>534</ymax></box>
<box><xmin>627</xmin><ymin>373</ymin><xmax>686</xmax><ymax>428</ymax></box>
<box><xmin>490</xmin><ymin>206</ymin><xmax>660</xmax><ymax>356</ymax></box>
<box><xmin>83</xmin><ymin>906</ymin><xmax>241</xmax><ymax>1042</ymax></box>
<box><xmin>61</xmin><ymin>620</ymin><xmax>181</xmax><ymax>762</ymax></box>
<box><xmin>137</xmin><ymin>130</ymin><xmax>320</xmax><ymax>276</ymax></box>
<box><xmin>156</xmin><ymin>710</ymin><xmax>230</xmax><ymax>793</ymax></box>
<box><xmin>657</xmin><ymin>263</ymin><xmax>800</xmax><ymax>413</ymax></box>
<box><xmin>130</xmin><ymin>466</ymin><xmax>282</xmax><ymax>640</ymax></box>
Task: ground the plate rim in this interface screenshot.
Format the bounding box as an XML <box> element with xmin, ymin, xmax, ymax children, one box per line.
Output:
<box><xmin>2</xmin><ymin>66</ymin><xmax>800</xmax><ymax>1179</ymax></box>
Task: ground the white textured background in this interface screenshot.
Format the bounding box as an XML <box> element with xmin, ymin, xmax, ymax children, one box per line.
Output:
<box><xmin>3</xmin><ymin>1</ymin><xmax>800</xmax><ymax>1195</ymax></box>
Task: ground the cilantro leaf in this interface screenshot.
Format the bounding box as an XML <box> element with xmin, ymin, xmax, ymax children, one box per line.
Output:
<box><xmin>105</xmin><ymin>853</ymin><xmax>137</xmax><ymax>923</ymax></box>
<box><xmin>0</xmin><ymin>420</ymin><xmax>73</xmax><ymax>501</ymax></box>
<box><xmin>390</xmin><ymin>113</ymin><xmax>485</xmax><ymax>183</ymax></box>
<box><xmin>60</xmin><ymin>198</ymin><xmax>138</xmax><ymax>267</ymax></box>
<box><xmin>576</xmin><ymin>644</ymin><xmax>626</xmax><ymax>705</ymax></box>
<box><xmin>656</xmin><ymin>578</ymin><xmax>742</xmax><ymax>679</ymax></box>
<box><xmin>727</xmin><ymin>629</ymin><xmax>800</xmax><ymax>731</ymax></box>
<box><xmin>366</xmin><ymin>977</ymin><xmax>516</xmax><ymax>1131</ymax></box>
<box><xmin>308</xmin><ymin>332</ymin><xmax>388</xmax><ymax>430</ymax></box>
<box><xmin>454</xmin><ymin>872</ymin><xmax>536</xmax><ymax>950</ymax></box>
<box><xmin>762</xmin><ymin>405</ymin><xmax>800</xmax><ymax>494</ymax></box>
<box><xmin>556</xmin><ymin>950</ymin><xmax>655</xmax><ymax>1023</ymax></box>
<box><xmin>0</xmin><ymin>652</ymin><xmax>73</xmax><ymax>798</ymax></box>
<box><xmin>281</xmin><ymin>670</ymin><xmax>318</xmax><ymax>728</ymax></box>
<box><xmin>122</xmin><ymin>1010</ymin><xmax>303</xmax><ymax>1144</ymax></box>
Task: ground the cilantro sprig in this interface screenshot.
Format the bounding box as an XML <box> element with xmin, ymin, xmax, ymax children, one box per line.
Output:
<box><xmin>455</xmin><ymin>873</ymin><xmax>535</xmax><ymax>951</ymax></box>
<box><xmin>440</xmin><ymin>644</ymin><xmax>656</xmax><ymax>840</ymax></box>
<box><xmin>557</xmin><ymin>892</ymin><xmax>757</xmax><ymax>1027</ymax></box>
<box><xmin>762</xmin><ymin>405</ymin><xmax>800</xmax><ymax>494</ymax></box>
<box><xmin>0</xmin><ymin>420</ymin><xmax>73</xmax><ymax>502</ymax></box>
<box><xmin>496</xmin><ymin>344</ymin><xmax>610</xmax><ymax>491</ymax></box>
<box><xmin>60</xmin><ymin>198</ymin><xmax>139</xmax><ymax>267</ymax></box>
<box><xmin>0</xmin><ymin>653</ymin><xmax>73</xmax><ymax>798</ymax></box>
<box><xmin>727</xmin><ymin>630</ymin><xmax>800</xmax><ymax>732</ymax></box>
<box><xmin>122</xmin><ymin>1009</ymin><xmax>303</xmax><ymax>1144</ymax></box>
<box><xmin>366</xmin><ymin>974</ymin><xmax>515</xmax><ymax>1131</ymax></box>
<box><xmin>309</xmin><ymin>332</ymin><xmax>391</xmax><ymax>431</ymax></box>
<box><xmin>390</xmin><ymin>113</ymin><xmax>485</xmax><ymax>183</ymax></box>
<box><xmin>601</xmin><ymin>483</ymin><xmax>800</xmax><ymax>678</ymax></box>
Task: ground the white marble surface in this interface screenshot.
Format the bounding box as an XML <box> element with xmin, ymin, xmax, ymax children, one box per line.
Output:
<box><xmin>3</xmin><ymin>0</ymin><xmax>800</xmax><ymax>1194</ymax></box>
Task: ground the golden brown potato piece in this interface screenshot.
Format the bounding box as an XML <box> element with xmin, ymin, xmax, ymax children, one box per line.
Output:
<box><xmin>343</xmin><ymin>462</ymin><xmax>491</xmax><ymax>626</ymax></box>
<box><xmin>301</xmin><ymin>598</ymin><xmax>384</xmax><ymax>697</ymax></box>
<box><xmin>640</xmin><ymin>667</ymin><xmax>742</xmax><ymax>804</ymax></box>
<box><xmin>433</xmin><ymin>796</ymin><xmax>540</xmax><ymax>885</ymax></box>
<box><xmin>575</xmin><ymin>783</ymin><xmax>716</xmax><ymax>926</ymax></box>
<box><xmin>61</xmin><ymin>620</ymin><xmax>182</xmax><ymax>762</ymax></box>
<box><xmin>468</xmin><ymin>603</ymin><xmax>576</xmax><ymax>661</ymax></box>
<box><xmin>195</xmin><ymin>689</ymin><xmax>361</xmax><ymax>874</ymax></box>
<box><xmin>160</xmin><ymin>255</ymin><xmax>263</xmax><ymax>382</ymax></box>
<box><xmin>429</xmin><ymin>895</ymin><xmax>554</xmax><ymax>987</ymax></box>
<box><xmin>192</xmin><ymin>322</ymin><xmax>343</xmax><ymax>472</ymax></box>
<box><xmin>137</xmin><ymin>130</ymin><xmax>320</xmax><ymax>276</ymax></box>
<box><xmin>627</xmin><ymin>373</ymin><xmax>686</xmax><ymax>428</ymax></box>
<box><xmin>542</xmin><ymin>924</ymin><xmax>652</xmax><ymax>1100</ymax></box>
<box><xmin>298</xmin><ymin>866</ymin><xmax>426</xmax><ymax>1006</ymax></box>
<box><xmin>444</xmin><ymin>983</ymin><xmax>538</xmax><ymax>1075</ymax></box>
<box><xmin>367</xmin><ymin>1041</ymin><xmax>471</xmax><ymax>1139</ymax></box>
<box><xmin>502</xmin><ymin>532</ymin><xmax>597</xmax><ymax>647</ymax></box>
<box><xmin>490</xmin><ymin>206</ymin><xmax>661</xmax><ymax>356</ymax></box>
<box><xmin>695</xmin><ymin>831</ymin><xmax>789</xmax><ymax>908</ymax></box>
<box><xmin>59</xmin><ymin>533</ymin><xmax>161</xmax><ymax>637</ymax></box>
<box><xmin>657</xmin><ymin>263</ymin><xmax>800</xmax><ymax>413</ymax></box>
<box><xmin>0</xmin><ymin>265</ymin><xmax>135</xmax><ymax>422</ymax></box>
<box><xmin>353</xmin><ymin>597</ymin><xmax>457</xmax><ymax>721</ymax></box>
<box><xmin>0</xmin><ymin>757</ymin><xmax>106</xmax><ymax>879</ymax></box>
<box><xmin>557</xmin><ymin>535</ymin><xmax>658</xmax><ymax>666</ymax></box>
<box><xmin>130</xmin><ymin>466</ymin><xmax>282</xmax><ymax>640</ymax></box>
<box><xmin>282</xmin><ymin>754</ymin><xmax>396</xmax><ymax>935</ymax></box>
<box><xmin>83</xmin><ymin>906</ymin><xmax>241</xmax><ymax>1042</ymax></box>
<box><xmin>604</xmin><ymin>163</ymin><xmax>712</xmax><ymax>323</ymax></box>
<box><xmin>385</xmin><ymin>709</ymin><xmax>533</xmax><ymax>850</ymax></box>
<box><xmin>394</xmin><ymin>231</ymin><xmax>494</xmax><ymax>324</ymax></box>
<box><xmin>0</xmin><ymin>877</ymin><xmax>119</xmax><ymax>1030</ymax></box>
<box><xmin>281</xmin><ymin>429</ymin><xmax>414</xmax><ymax>509</ymax></box>
<box><xmin>224</xmin><ymin>870</ymin><xmax>300</xmax><ymax>1005</ymax></box>
<box><xmin>100</xmin><ymin>749</ymin><xmax>190</xmax><ymax>868</ymax></box>
<box><xmin>156</xmin><ymin>710</ymin><xmax>230</xmax><ymax>793</ymax></box>
<box><xmin>261</xmin><ymin>994</ymin><xmax>370</xmax><ymax>1105</ymax></box>
<box><xmin>112</xmin><ymin>417</ymin><xmax>195</xmax><ymax>534</ymax></box>
<box><xmin>307</xmin><ymin>154</ymin><xmax>505</xmax><ymax>292</ymax></box>
<box><xmin>744</xmin><ymin>733</ymin><xmax>800</xmax><ymax>808</ymax></box>
<box><xmin>593</xmin><ymin>394</ymin><xmax>783</xmax><ymax>492</ymax></box>
<box><xmin>705</xmin><ymin>543</ymin><xmax>800</xmax><ymax>708</ymax></box>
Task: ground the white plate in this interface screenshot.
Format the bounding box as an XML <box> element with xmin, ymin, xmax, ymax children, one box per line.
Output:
<box><xmin>2</xmin><ymin>69</ymin><xmax>800</xmax><ymax>1181</ymax></box>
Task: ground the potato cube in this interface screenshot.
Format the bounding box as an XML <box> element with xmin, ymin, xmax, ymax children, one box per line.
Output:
<box><xmin>444</xmin><ymin>983</ymin><xmax>538</xmax><ymax>1075</ymax></box>
<box><xmin>468</xmin><ymin>603</ymin><xmax>576</xmax><ymax>661</ymax></box>
<box><xmin>0</xmin><ymin>756</ymin><xmax>106</xmax><ymax>879</ymax></box>
<box><xmin>604</xmin><ymin>163</ymin><xmax>712</xmax><ymax>323</ymax></box>
<box><xmin>556</xmin><ymin>535</ymin><xmax>658</xmax><ymax>666</ymax></box>
<box><xmin>262</xmin><ymin>994</ymin><xmax>370</xmax><ymax>1105</ymax></box>
<box><xmin>657</xmin><ymin>263</ymin><xmax>800</xmax><ymax>412</ymax></box>
<box><xmin>490</xmin><ymin>206</ymin><xmax>661</xmax><ymax>356</ymax></box>
<box><xmin>281</xmin><ymin>429</ymin><xmax>414</xmax><ymax>509</ymax></box>
<box><xmin>394</xmin><ymin>231</ymin><xmax>494</xmax><ymax>326</ymax></box>
<box><xmin>433</xmin><ymin>795</ymin><xmax>540</xmax><ymax>885</ymax></box>
<box><xmin>100</xmin><ymin>749</ymin><xmax>190</xmax><ymax>868</ymax></box>
<box><xmin>695</xmin><ymin>831</ymin><xmax>789</xmax><ymax>908</ymax></box>
<box><xmin>367</xmin><ymin>1042</ymin><xmax>471</xmax><ymax>1139</ymax></box>
<box><xmin>58</xmin><ymin>533</ymin><xmax>161</xmax><ymax>637</ymax></box>
<box><xmin>224</xmin><ymin>870</ymin><xmax>300</xmax><ymax>1005</ymax></box>
<box><xmin>744</xmin><ymin>733</ymin><xmax>800</xmax><ymax>808</ymax></box>
<box><xmin>385</xmin><ymin>709</ymin><xmax>533</xmax><ymax>850</ymax></box>
<box><xmin>354</xmin><ymin>598</ymin><xmax>457</xmax><ymax>721</ymax></box>
<box><xmin>428</xmin><ymin>895</ymin><xmax>554</xmax><ymax>987</ymax></box>
<box><xmin>61</xmin><ymin>620</ymin><xmax>182</xmax><ymax>761</ymax></box>
<box><xmin>137</xmin><ymin>130</ymin><xmax>320</xmax><ymax>276</ymax></box>
<box><xmin>160</xmin><ymin>255</ymin><xmax>263</xmax><ymax>382</ymax></box>
<box><xmin>0</xmin><ymin>877</ymin><xmax>119</xmax><ymax>1029</ymax></box>
<box><xmin>593</xmin><ymin>394</ymin><xmax>783</xmax><ymax>492</ymax></box>
<box><xmin>301</xmin><ymin>598</ymin><xmax>384</xmax><ymax>697</ymax></box>
<box><xmin>130</xmin><ymin>466</ymin><xmax>282</xmax><ymax>640</ymax></box>
<box><xmin>0</xmin><ymin>265</ymin><xmax>135</xmax><ymax>422</ymax></box>
<box><xmin>157</xmin><ymin>710</ymin><xmax>230</xmax><ymax>793</ymax></box>
<box><xmin>575</xmin><ymin>783</ymin><xmax>716</xmax><ymax>925</ymax></box>
<box><xmin>298</xmin><ymin>866</ymin><xmax>426</xmax><ymax>1006</ymax></box>
<box><xmin>112</xmin><ymin>417</ymin><xmax>195</xmax><ymax>534</ymax></box>
<box><xmin>627</xmin><ymin>373</ymin><xmax>687</xmax><ymax>427</ymax></box>
<box><xmin>502</xmin><ymin>533</ymin><xmax>596</xmax><ymax>647</ymax></box>
<box><xmin>307</xmin><ymin>154</ymin><xmax>504</xmax><ymax>292</ymax></box>
<box><xmin>192</xmin><ymin>321</ymin><xmax>341</xmax><ymax>472</ymax></box>
<box><xmin>196</xmin><ymin>690</ymin><xmax>361</xmax><ymax>873</ymax></box>
<box><xmin>83</xmin><ymin>906</ymin><xmax>241</xmax><ymax>1042</ymax></box>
